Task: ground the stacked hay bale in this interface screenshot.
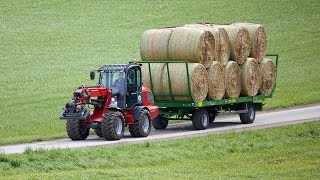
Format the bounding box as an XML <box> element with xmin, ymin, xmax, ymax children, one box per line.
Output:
<box><xmin>141</xmin><ymin>63</ymin><xmax>166</xmax><ymax>94</ymax></box>
<box><xmin>240</xmin><ymin>58</ymin><xmax>261</xmax><ymax>96</ymax></box>
<box><xmin>140</xmin><ymin>22</ymin><xmax>275</xmax><ymax>102</ymax></box>
<box><xmin>212</xmin><ymin>24</ymin><xmax>251</xmax><ymax>65</ymax></box>
<box><xmin>162</xmin><ymin>63</ymin><xmax>208</xmax><ymax>101</ymax></box>
<box><xmin>183</xmin><ymin>24</ymin><xmax>230</xmax><ymax>66</ymax></box>
<box><xmin>259</xmin><ymin>58</ymin><xmax>276</xmax><ymax>96</ymax></box>
<box><xmin>141</xmin><ymin>27</ymin><xmax>215</xmax><ymax>68</ymax></box>
<box><xmin>232</xmin><ymin>23</ymin><xmax>267</xmax><ymax>63</ymax></box>
<box><xmin>224</xmin><ymin>61</ymin><xmax>241</xmax><ymax>98</ymax></box>
<box><xmin>207</xmin><ymin>61</ymin><xmax>225</xmax><ymax>100</ymax></box>
<box><xmin>140</xmin><ymin>28</ymin><xmax>173</xmax><ymax>61</ymax></box>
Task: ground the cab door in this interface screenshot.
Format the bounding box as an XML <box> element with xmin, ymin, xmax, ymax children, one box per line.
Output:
<box><xmin>126</xmin><ymin>66</ymin><xmax>142</xmax><ymax>109</ymax></box>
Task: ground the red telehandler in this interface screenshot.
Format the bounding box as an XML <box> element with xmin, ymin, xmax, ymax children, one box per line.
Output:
<box><xmin>60</xmin><ymin>63</ymin><xmax>159</xmax><ymax>141</ymax></box>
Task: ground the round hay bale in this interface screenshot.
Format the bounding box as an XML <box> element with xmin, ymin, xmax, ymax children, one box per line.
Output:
<box><xmin>168</xmin><ymin>27</ymin><xmax>215</xmax><ymax>68</ymax></box>
<box><xmin>140</xmin><ymin>28</ymin><xmax>173</xmax><ymax>61</ymax></box>
<box><xmin>213</xmin><ymin>25</ymin><xmax>250</xmax><ymax>65</ymax></box>
<box><xmin>259</xmin><ymin>58</ymin><xmax>276</xmax><ymax>96</ymax></box>
<box><xmin>215</xmin><ymin>26</ymin><xmax>231</xmax><ymax>66</ymax></box>
<box><xmin>184</xmin><ymin>24</ymin><xmax>230</xmax><ymax>66</ymax></box>
<box><xmin>207</xmin><ymin>61</ymin><xmax>225</xmax><ymax>100</ymax></box>
<box><xmin>240</xmin><ymin>58</ymin><xmax>261</xmax><ymax>96</ymax></box>
<box><xmin>141</xmin><ymin>63</ymin><xmax>166</xmax><ymax>94</ymax></box>
<box><xmin>232</xmin><ymin>23</ymin><xmax>267</xmax><ymax>63</ymax></box>
<box><xmin>224</xmin><ymin>61</ymin><xmax>241</xmax><ymax>98</ymax></box>
<box><xmin>162</xmin><ymin>63</ymin><xmax>208</xmax><ymax>101</ymax></box>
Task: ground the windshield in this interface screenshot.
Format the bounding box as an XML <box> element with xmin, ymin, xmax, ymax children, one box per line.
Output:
<box><xmin>99</xmin><ymin>70</ymin><xmax>125</xmax><ymax>90</ymax></box>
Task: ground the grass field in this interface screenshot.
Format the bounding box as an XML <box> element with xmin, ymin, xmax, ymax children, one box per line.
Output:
<box><xmin>0</xmin><ymin>122</ymin><xmax>319</xmax><ymax>178</ymax></box>
<box><xmin>0</xmin><ymin>0</ymin><xmax>319</xmax><ymax>144</ymax></box>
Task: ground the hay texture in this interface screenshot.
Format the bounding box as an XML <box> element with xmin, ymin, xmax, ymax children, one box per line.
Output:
<box><xmin>224</xmin><ymin>61</ymin><xmax>241</xmax><ymax>98</ymax></box>
<box><xmin>168</xmin><ymin>27</ymin><xmax>215</xmax><ymax>68</ymax></box>
<box><xmin>259</xmin><ymin>58</ymin><xmax>276</xmax><ymax>96</ymax></box>
<box><xmin>240</xmin><ymin>58</ymin><xmax>261</xmax><ymax>97</ymax></box>
<box><xmin>140</xmin><ymin>28</ymin><xmax>172</xmax><ymax>61</ymax></box>
<box><xmin>184</xmin><ymin>24</ymin><xmax>230</xmax><ymax>66</ymax></box>
<box><xmin>141</xmin><ymin>63</ymin><xmax>166</xmax><ymax>94</ymax></box>
<box><xmin>233</xmin><ymin>23</ymin><xmax>267</xmax><ymax>63</ymax></box>
<box><xmin>207</xmin><ymin>61</ymin><xmax>225</xmax><ymax>100</ymax></box>
<box><xmin>162</xmin><ymin>63</ymin><xmax>208</xmax><ymax>101</ymax></box>
<box><xmin>213</xmin><ymin>25</ymin><xmax>250</xmax><ymax>65</ymax></box>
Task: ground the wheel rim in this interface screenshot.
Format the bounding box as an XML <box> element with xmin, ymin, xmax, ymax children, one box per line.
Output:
<box><xmin>115</xmin><ymin>117</ymin><xmax>123</xmax><ymax>135</ymax></box>
<box><xmin>202</xmin><ymin>114</ymin><xmax>208</xmax><ymax>127</ymax></box>
<box><xmin>249</xmin><ymin>107</ymin><xmax>254</xmax><ymax>119</ymax></box>
<box><xmin>142</xmin><ymin>115</ymin><xmax>150</xmax><ymax>133</ymax></box>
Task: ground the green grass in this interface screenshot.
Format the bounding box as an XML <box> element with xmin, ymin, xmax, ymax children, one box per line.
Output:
<box><xmin>0</xmin><ymin>121</ymin><xmax>319</xmax><ymax>178</ymax></box>
<box><xmin>0</xmin><ymin>0</ymin><xmax>320</xmax><ymax>144</ymax></box>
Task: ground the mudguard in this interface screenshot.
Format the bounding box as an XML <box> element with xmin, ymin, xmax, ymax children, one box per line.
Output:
<box><xmin>132</xmin><ymin>106</ymin><xmax>148</xmax><ymax>121</ymax></box>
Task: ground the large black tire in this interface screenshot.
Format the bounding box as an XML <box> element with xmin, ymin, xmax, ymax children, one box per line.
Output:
<box><xmin>129</xmin><ymin>109</ymin><xmax>151</xmax><ymax>137</ymax></box>
<box><xmin>66</xmin><ymin>119</ymin><xmax>89</xmax><ymax>140</ymax></box>
<box><xmin>152</xmin><ymin>115</ymin><xmax>169</xmax><ymax>130</ymax></box>
<box><xmin>94</xmin><ymin>126</ymin><xmax>103</xmax><ymax>137</ymax></box>
<box><xmin>209</xmin><ymin>113</ymin><xmax>216</xmax><ymax>123</ymax></box>
<box><xmin>239</xmin><ymin>103</ymin><xmax>256</xmax><ymax>124</ymax></box>
<box><xmin>101</xmin><ymin>110</ymin><xmax>125</xmax><ymax>140</ymax></box>
<box><xmin>192</xmin><ymin>109</ymin><xmax>209</xmax><ymax>130</ymax></box>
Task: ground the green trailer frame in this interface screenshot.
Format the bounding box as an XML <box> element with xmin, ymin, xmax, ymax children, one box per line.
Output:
<box><xmin>131</xmin><ymin>54</ymin><xmax>278</xmax><ymax>129</ymax></box>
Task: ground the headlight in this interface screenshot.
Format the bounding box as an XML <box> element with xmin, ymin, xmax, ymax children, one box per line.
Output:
<box><xmin>110</xmin><ymin>96</ymin><xmax>117</xmax><ymax>107</ymax></box>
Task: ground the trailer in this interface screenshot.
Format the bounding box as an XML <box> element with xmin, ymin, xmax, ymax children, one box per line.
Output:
<box><xmin>133</xmin><ymin>54</ymin><xmax>278</xmax><ymax>130</ymax></box>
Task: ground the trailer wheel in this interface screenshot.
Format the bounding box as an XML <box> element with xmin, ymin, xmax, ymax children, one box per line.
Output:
<box><xmin>239</xmin><ymin>103</ymin><xmax>255</xmax><ymax>124</ymax></box>
<box><xmin>152</xmin><ymin>115</ymin><xmax>169</xmax><ymax>130</ymax></box>
<box><xmin>66</xmin><ymin>119</ymin><xmax>89</xmax><ymax>140</ymax></box>
<box><xmin>94</xmin><ymin>126</ymin><xmax>103</xmax><ymax>137</ymax></box>
<box><xmin>101</xmin><ymin>110</ymin><xmax>125</xmax><ymax>140</ymax></box>
<box><xmin>209</xmin><ymin>113</ymin><xmax>215</xmax><ymax>123</ymax></box>
<box><xmin>129</xmin><ymin>109</ymin><xmax>151</xmax><ymax>137</ymax></box>
<box><xmin>192</xmin><ymin>109</ymin><xmax>209</xmax><ymax>130</ymax></box>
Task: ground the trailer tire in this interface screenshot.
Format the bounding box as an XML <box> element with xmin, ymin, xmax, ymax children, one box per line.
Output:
<box><xmin>129</xmin><ymin>109</ymin><xmax>151</xmax><ymax>137</ymax></box>
<box><xmin>101</xmin><ymin>110</ymin><xmax>125</xmax><ymax>140</ymax></box>
<box><xmin>152</xmin><ymin>115</ymin><xmax>169</xmax><ymax>130</ymax></box>
<box><xmin>66</xmin><ymin>119</ymin><xmax>89</xmax><ymax>141</ymax></box>
<box><xmin>192</xmin><ymin>109</ymin><xmax>209</xmax><ymax>130</ymax></box>
<box><xmin>209</xmin><ymin>113</ymin><xmax>216</xmax><ymax>123</ymax></box>
<box><xmin>239</xmin><ymin>103</ymin><xmax>255</xmax><ymax>124</ymax></box>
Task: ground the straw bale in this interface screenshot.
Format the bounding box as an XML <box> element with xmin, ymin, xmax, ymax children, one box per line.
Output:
<box><xmin>184</xmin><ymin>24</ymin><xmax>230</xmax><ymax>66</ymax></box>
<box><xmin>168</xmin><ymin>27</ymin><xmax>215</xmax><ymax>68</ymax></box>
<box><xmin>233</xmin><ymin>23</ymin><xmax>267</xmax><ymax>63</ymax></box>
<box><xmin>140</xmin><ymin>28</ymin><xmax>172</xmax><ymax>61</ymax></box>
<box><xmin>240</xmin><ymin>58</ymin><xmax>261</xmax><ymax>96</ymax></box>
<box><xmin>224</xmin><ymin>61</ymin><xmax>241</xmax><ymax>98</ymax></box>
<box><xmin>259</xmin><ymin>58</ymin><xmax>276</xmax><ymax>96</ymax></box>
<box><xmin>141</xmin><ymin>63</ymin><xmax>166</xmax><ymax>94</ymax></box>
<box><xmin>213</xmin><ymin>25</ymin><xmax>250</xmax><ymax>65</ymax></box>
<box><xmin>207</xmin><ymin>61</ymin><xmax>225</xmax><ymax>100</ymax></box>
<box><xmin>162</xmin><ymin>63</ymin><xmax>208</xmax><ymax>101</ymax></box>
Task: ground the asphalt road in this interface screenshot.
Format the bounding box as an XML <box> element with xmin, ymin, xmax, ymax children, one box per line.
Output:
<box><xmin>1</xmin><ymin>104</ymin><xmax>319</xmax><ymax>154</ymax></box>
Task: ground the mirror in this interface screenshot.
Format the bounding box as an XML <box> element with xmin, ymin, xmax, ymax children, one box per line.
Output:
<box><xmin>90</xmin><ymin>71</ymin><xmax>95</xmax><ymax>80</ymax></box>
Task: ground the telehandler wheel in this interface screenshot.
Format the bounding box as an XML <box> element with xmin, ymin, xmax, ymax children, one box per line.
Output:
<box><xmin>66</xmin><ymin>119</ymin><xmax>89</xmax><ymax>140</ymax></box>
<box><xmin>94</xmin><ymin>126</ymin><xmax>103</xmax><ymax>137</ymax></box>
<box><xmin>101</xmin><ymin>110</ymin><xmax>125</xmax><ymax>140</ymax></box>
<box><xmin>152</xmin><ymin>115</ymin><xmax>169</xmax><ymax>130</ymax></box>
<box><xmin>192</xmin><ymin>109</ymin><xmax>209</xmax><ymax>130</ymax></box>
<box><xmin>129</xmin><ymin>109</ymin><xmax>151</xmax><ymax>137</ymax></box>
<box><xmin>239</xmin><ymin>103</ymin><xmax>256</xmax><ymax>124</ymax></box>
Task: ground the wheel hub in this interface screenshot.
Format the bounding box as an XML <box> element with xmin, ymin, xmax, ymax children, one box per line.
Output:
<box><xmin>142</xmin><ymin>115</ymin><xmax>150</xmax><ymax>133</ymax></box>
<box><xmin>115</xmin><ymin>117</ymin><xmax>123</xmax><ymax>135</ymax></box>
<box><xmin>202</xmin><ymin>114</ymin><xmax>208</xmax><ymax>127</ymax></box>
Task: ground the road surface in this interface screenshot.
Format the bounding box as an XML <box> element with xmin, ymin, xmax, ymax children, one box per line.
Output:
<box><xmin>1</xmin><ymin>104</ymin><xmax>319</xmax><ymax>154</ymax></box>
